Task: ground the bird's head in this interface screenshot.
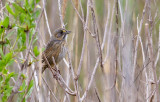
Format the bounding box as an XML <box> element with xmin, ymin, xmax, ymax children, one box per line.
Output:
<box><xmin>53</xmin><ymin>28</ymin><xmax>71</xmax><ymax>40</ymax></box>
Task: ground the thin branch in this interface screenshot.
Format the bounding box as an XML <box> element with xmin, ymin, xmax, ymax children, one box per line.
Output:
<box><xmin>42</xmin><ymin>53</ymin><xmax>76</xmax><ymax>96</ymax></box>
<box><xmin>101</xmin><ymin>1</ymin><xmax>110</xmax><ymax>49</ymax></box>
<box><xmin>90</xmin><ymin>0</ymin><xmax>104</xmax><ymax>71</ymax></box>
<box><xmin>42</xmin><ymin>77</ymin><xmax>59</xmax><ymax>102</ymax></box>
<box><xmin>70</xmin><ymin>0</ymin><xmax>85</xmax><ymax>24</ymax></box>
<box><xmin>133</xmin><ymin>2</ymin><xmax>147</xmax><ymax>80</ymax></box>
<box><xmin>42</xmin><ymin>0</ymin><xmax>52</xmax><ymax>37</ymax></box>
<box><xmin>154</xmin><ymin>25</ymin><xmax>160</xmax><ymax>67</ymax></box>
<box><xmin>104</xmin><ymin>0</ymin><xmax>116</xmax><ymax>62</ymax></box>
<box><xmin>95</xmin><ymin>88</ymin><xmax>101</xmax><ymax>102</ymax></box>
<box><xmin>58</xmin><ymin>0</ymin><xmax>65</xmax><ymax>28</ymax></box>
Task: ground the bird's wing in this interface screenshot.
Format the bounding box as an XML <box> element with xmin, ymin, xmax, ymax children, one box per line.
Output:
<box><xmin>42</xmin><ymin>39</ymin><xmax>62</xmax><ymax>63</ymax></box>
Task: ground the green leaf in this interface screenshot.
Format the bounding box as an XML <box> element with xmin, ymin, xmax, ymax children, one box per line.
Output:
<box><xmin>4</xmin><ymin>52</ymin><xmax>12</xmax><ymax>65</ymax></box>
<box><xmin>2</xmin><ymin>95</ymin><xmax>7</xmax><ymax>102</ymax></box>
<box><xmin>6</xmin><ymin>3</ymin><xmax>15</xmax><ymax>16</ymax></box>
<box><xmin>20</xmin><ymin>13</ymin><xmax>26</xmax><ymax>23</ymax></box>
<box><xmin>4</xmin><ymin>85</ymin><xmax>13</xmax><ymax>97</ymax></box>
<box><xmin>0</xmin><ymin>76</ymin><xmax>3</xmax><ymax>82</ymax></box>
<box><xmin>0</xmin><ymin>48</ymin><xmax>4</xmax><ymax>58</ymax></box>
<box><xmin>36</xmin><ymin>0</ymin><xmax>40</xmax><ymax>3</ymax></box>
<box><xmin>2</xmin><ymin>17</ymin><xmax>9</xmax><ymax>28</ymax></box>
<box><xmin>26</xmin><ymin>80</ymin><xmax>34</xmax><ymax>98</ymax></box>
<box><xmin>24</xmin><ymin>0</ymin><xmax>29</xmax><ymax>9</ymax></box>
<box><xmin>33</xmin><ymin>46</ymin><xmax>40</xmax><ymax>57</ymax></box>
<box><xmin>32</xmin><ymin>10</ymin><xmax>40</xmax><ymax>19</ymax></box>
<box><xmin>29</xmin><ymin>0</ymin><xmax>35</xmax><ymax>10</ymax></box>
<box><xmin>0</xmin><ymin>61</ymin><xmax>5</xmax><ymax>72</ymax></box>
<box><xmin>20</xmin><ymin>74</ymin><xmax>26</xmax><ymax>79</ymax></box>
<box><xmin>0</xmin><ymin>28</ymin><xmax>5</xmax><ymax>35</ymax></box>
<box><xmin>12</xmin><ymin>3</ymin><xmax>25</xmax><ymax>13</ymax></box>
<box><xmin>19</xmin><ymin>46</ymin><xmax>26</xmax><ymax>52</ymax></box>
<box><xmin>2</xmin><ymin>69</ymin><xmax>8</xmax><ymax>74</ymax></box>
<box><xmin>7</xmin><ymin>59</ymin><xmax>14</xmax><ymax>66</ymax></box>
<box><xmin>17</xmin><ymin>28</ymin><xmax>26</xmax><ymax>47</ymax></box>
<box><xmin>5</xmin><ymin>72</ymin><xmax>15</xmax><ymax>84</ymax></box>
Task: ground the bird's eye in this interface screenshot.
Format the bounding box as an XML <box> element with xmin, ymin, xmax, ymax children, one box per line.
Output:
<box><xmin>60</xmin><ymin>30</ymin><xmax>63</xmax><ymax>34</ymax></box>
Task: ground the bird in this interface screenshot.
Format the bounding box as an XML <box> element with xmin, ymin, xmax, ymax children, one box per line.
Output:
<box><xmin>42</xmin><ymin>28</ymin><xmax>71</xmax><ymax>73</ymax></box>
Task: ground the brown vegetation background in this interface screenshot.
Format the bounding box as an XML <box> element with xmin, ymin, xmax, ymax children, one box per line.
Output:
<box><xmin>2</xmin><ymin>0</ymin><xmax>160</xmax><ymax>101</ymax></box>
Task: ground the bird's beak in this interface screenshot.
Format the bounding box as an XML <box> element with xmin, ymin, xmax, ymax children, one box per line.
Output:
<box><xmin>65</xmin><ymin>30</ymin><xmax>71</xmax><ymax>34</ymax></box>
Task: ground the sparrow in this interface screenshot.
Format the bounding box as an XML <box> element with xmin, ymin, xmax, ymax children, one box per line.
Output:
<box><xmin>42</xmin><ymin>28</ymin><xmax>71</xmax><ymax>73</ymax></box>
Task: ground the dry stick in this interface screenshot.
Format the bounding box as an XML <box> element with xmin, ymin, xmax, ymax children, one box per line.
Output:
<box><xmin>94</xmin><ymin>87</ymin><xmax>101</xmax><ymax>102</ymax></box>
<box><xmin>118</xmin><ymin>0</ymin><xmax>125</xmax><ymax>46</ymax></box>
<box><xmin>42</xmin><ymin>53</ymin><xmax>76</xmax><ymax>96</ymax></box>
<box><xmin>90</xmin><ymin>0</ymin><xmax>104</xmax><ymax>71</ymax></box>
<box><xmin>146</xmin><ymin>23</ymin><xmax>159</xmax><ymax>101</ymax></box>
<box><xmin>70</xmin><ymin>0</ymin><xmax>90</xmax><ymax>101</ymax></box>
<box><xmin>66</xmin><ymin>51</ymin><xmax>76</xmax><ymax>88</ymax></box>
<box><xmin>105</xmin><ymin>0</ymin><xmax>118</xmax><ymax>93</ymax></box>
<box><xmin>135</xmin><ymin>3</ymin><xmax>148</xmax><ymax>100</ymax></box>
<box><xmin>70</xmin><ymin>0</ymin><xmax>116</xmax><ymax>101</ymax></box>
<box><xmin>101</xmin><ymin>1</ymin><xmax>110</xmax><ymax>49</ymax></box>
<box><xmin>66</xmin><ymin>51</ymin><xmax>79</xmax><ymax>101</ymax></box>
<box><xmin>76</xmin><ymin>1</ymin><xmax>87</xmax><ymax>78</ymax></box>
<box><xmin>136</xmin><ymin>15</ymin><xmax>148</xmax><ymax>102</ymax></box>
<box><xmin>7</xmin><ymin>9</ymin><xmax>44</xmax><ymax>102</ymax></box>
<box><xmin>78</xmin><ymin>0</ymin><xmax>84</xmax><ymax>19</ymax></box>
<box><xmin>42</xmin><ymin>77</ymin><xmax>59</xmax><ymax>102</ymax></box>
<box><xmin>70</xmin><ymin>0</ymin><xmax>112</xmax><ymax>101</ymax></box>
<box><xmin>147</xmin><ymin>0</ymin><xmax>159</xmax><ymax>101</ymax></box>
<box><xmin>75</xmin><ymin>0</ymin><xmax>88</xmax><ymax>100</ymax></box>
<box><xmin>70</xmin><ymin>0</ymin><xmax>86</xmax><ymax>79</ymax></box>
<box><xmin>58</xmin><ymin>0</ymin><xmax>65</xmax><ymax>28</ymax></box>
<box><xmin>80</xmin><ymin>57</ymin><xmax>99</xmax><ymax>101</ymax></box>
<box><xmin>154</xmin><ymin>25</ymin><xmax>160</xmax><ymax>67</ymax></box>
<box><xmin>42</xmin><ymin>0</ymin><xmax>52</xmax><ymax>37</ymax></box>
<box><xmin>104</xmin><ymin>0</ymin><xmax>116</xmax><ymax>62</ymax></box>
<box><xmin>29</xmin><ymin>51</ymin><xmax>39</xmax><ymax>61</ymax></box>
<box><xmin>71</xmin><ymin>0</ymin><xmax>95</xmax><ymax>37</ymax></box>
<box><xmin>70</xmin><ymin>0</ymin><xmax>84</xmax><ymax>24</ymax></box>
<box><xmin>57</xmin><ymin>0</ymin><xmax>72</xmax><ymax>101</ymax></box>
<box><xmin>52</xmin><ymin>58</ymin><xmax>76</xmax><ymax>95</ymax></box>
<box><xmin>146</xmin><ymin>78</ymin><xmax>160</xmax><ymax>101</ymax></box>
<box><xmin>133</xmin><ymin>1</ymin><xmax>147</xmax><ymax>80</ymax></box>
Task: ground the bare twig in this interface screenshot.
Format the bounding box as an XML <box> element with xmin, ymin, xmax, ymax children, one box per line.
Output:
<box><xmin>95</xmin><ymin>88</ymin><xmax>101</xmax><ymax>102</ymax></box>
<box><xmin>104</xmin><ymin>0</ymin><xmax>116</xmax><ymax>62</ymax></box>
<box><xmin>133</xmin><ymin>2</ymin><xmax>147</xmax><ymax>80</ymax></box>
<box><xmin>154</xmin><ymin>25</ymin><xmax>160</xmax><ymax>67</ymax></box>
<box><xmin>90</xmin><ymin>0</ymin><xmax>104</xmax><ymax>71</ymax></box>
<box><xmin>101</xmin><ymin>1</ymin><xmax>110</xmax><ymax>49</ymax></box>
<box><xmin>42</xmin><ymin>77</ymin><xmax>59</xmax><ymax>102</ymax></box>
<box><xmin>42</xmin><ymin>0</ymin><xmax>52</xmax><ymax>37</ymax></box>
<box><xmin>58</xmin><ymin>0</ymin><xmax>65</xmax><ymax>28</ymax></box>
<box><xmin>42</xmin><ymin>53</ymin><xmax>76</xmax><ymax>96</ymax></box>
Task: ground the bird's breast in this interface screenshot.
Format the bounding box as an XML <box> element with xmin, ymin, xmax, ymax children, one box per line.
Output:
<box><xmin>57</xmin><ymin>44</ymin><xmax>67</xmax><ymax>63</ymax></box>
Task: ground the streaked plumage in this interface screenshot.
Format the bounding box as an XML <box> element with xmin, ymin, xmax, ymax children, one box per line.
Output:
<box><xmin>42</xmin><ymin>28</ymin><xmax>71</xmax><ymax>72</ymax></box>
